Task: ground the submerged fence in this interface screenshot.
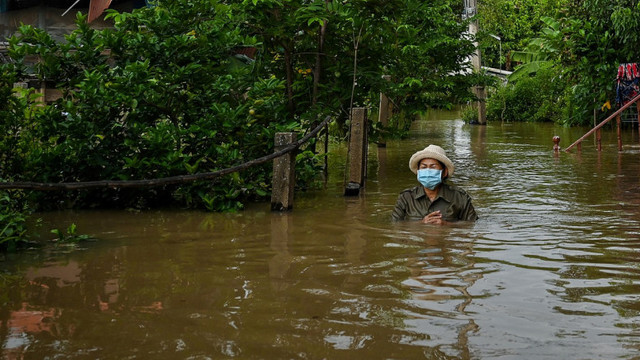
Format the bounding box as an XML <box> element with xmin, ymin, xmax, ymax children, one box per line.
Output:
<box><xmin>0</xmin><ymin>116</ymin><xmax>331</xmax><ymax>192</ymax></box>
<box><xmin>1</xmin><ymin>98</ymin><xmax>395</xmax><ymax>210</ymax></box>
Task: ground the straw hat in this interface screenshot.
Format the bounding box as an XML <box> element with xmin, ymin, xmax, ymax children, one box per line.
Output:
<box><xmin>409</xmin><ymin>145</ymin><xmax>455</xmax><ymax>175</ymax></box>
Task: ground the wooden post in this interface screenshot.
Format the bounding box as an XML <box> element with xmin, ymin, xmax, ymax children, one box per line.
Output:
<box><xmin>45</xmin><ymin>87</ymin><xmax>62</xmax><ymax>103</ymax></box>
<box><xmin>617</xmin><ymin>113</ymin><xmax>622</xmax><ymax>151</ymax></box>
<box><xmin>466</xmin><ymin>0</ymin><xmax>487</xmax><ymax>125</ymax></box>
<box><xmin>593</xmin><ymin>98</ymin><xmax>597</xmax><ymax>147</ymax></box>
<box><xmin>594</xmin><ymin>97</ymin><xmax>600</xmax><ymax>151</ymax></box>
<box><xmin>345</xmin><ymin>107</ymin><xmax>368</xmax><ymax>196</ymax></box>
<box><xmin>473</xmin><ymin>86</ymin><xmax>487</xmax><ymax>125</ymax></box>
<box><xmin>271</xmin><ymin>132</ymin><xmax>296</xmax><ymax>211</ymax></box>
<box><xmin>377</xmin><ymin>75</ymin><xmax>392</xmax><ymax>147</ymax></box>
<box><xmin>35</xmin><ymin>80</ymin><xmax>46</xmax><ymax>107</ymax></box>
<box><xmin>637</xmin><ymin>102</ymin><xmax>640</xmax><ymax>144</ymax></box>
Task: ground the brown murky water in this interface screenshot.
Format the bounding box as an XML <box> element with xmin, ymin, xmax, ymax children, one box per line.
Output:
<box><xmin>3</xmin><ymin>111</ymin><xmax>640</xmax><ymax>359</ymax></box>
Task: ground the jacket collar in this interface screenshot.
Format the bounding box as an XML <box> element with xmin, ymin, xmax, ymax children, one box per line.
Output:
<box><xmin>413</xmin><ymin>183</ymin><xmax>452</xmax><ymax>202</ymax></box>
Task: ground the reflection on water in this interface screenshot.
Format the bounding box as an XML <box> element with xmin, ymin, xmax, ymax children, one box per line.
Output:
<box><xmin>3</xmin><ymin>114</ymin><xmax>640</xmax><ymax>359</ymax></box>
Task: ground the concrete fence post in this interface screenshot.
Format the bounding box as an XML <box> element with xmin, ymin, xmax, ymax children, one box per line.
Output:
<box><xmin>271</xmin><ymin>132</ymin><xmax>296</xmax><ymax>211</ymax></box>
<box><xmin>345</xmin><ymin>107</ymin><xmax>368</xmax><ymax>196</ymax></box>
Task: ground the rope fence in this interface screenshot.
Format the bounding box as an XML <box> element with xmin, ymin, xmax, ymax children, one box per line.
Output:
<box><xmin>0</xmin><ymin>115</ymin><xmax>332</xmax><ymax>191</ymax></box>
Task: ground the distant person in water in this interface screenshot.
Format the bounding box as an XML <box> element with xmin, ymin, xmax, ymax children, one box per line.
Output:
<box><xmin>392</xmin><ymin>144</ymin><xmax>478</xmax><ymax>224</ymax></box>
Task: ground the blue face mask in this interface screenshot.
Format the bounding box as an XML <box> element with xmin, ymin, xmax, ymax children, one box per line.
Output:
<box><xmin>417</xmin><ymin>169</ymin><xmax>442</xmax><ymax>190</ymax></box>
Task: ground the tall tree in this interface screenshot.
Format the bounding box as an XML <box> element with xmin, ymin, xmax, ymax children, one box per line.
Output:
<box><xmin>478</xmin><ymin>0</ymin><xmax>568</xmax><ymax>69</ymax></box>
<box><xmin>0</xmin><ymin>0</ymin><xmax>478</xmax><ymax>212</ymax></box>
<box><xmin>532</xmin><ymin>0</ymin><xmax>640</xmax><ymax>124</ymax></box>
<box><xmin>238</xmin><ymin>0</ymin><xmax>476</xmax><ymax>124</ymax></box>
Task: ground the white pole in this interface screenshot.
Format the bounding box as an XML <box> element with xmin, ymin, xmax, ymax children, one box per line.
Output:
<box><xmin>62</xmin><ymin>0</ymin><xmax>82</xmax><ymax>16</ymax></box>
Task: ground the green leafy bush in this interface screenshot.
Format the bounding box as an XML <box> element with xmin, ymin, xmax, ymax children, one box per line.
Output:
<box><xmin>3</xmin><ymin>8</ymin><xmax>301</xmax><ymax>211</ymax></box>
<box><xmin>0</xmin><ymin>0</ymin><xmax>478</xmax><ymax>215</ymax></box>
<box><xmin>0</xmin><ymin>191</ymin><xmax>31</xmax><ymax>251</ymax></box>
<box><xmin>50</xmin><ymin>223</ymin><xmax>91</xmax><ymax>244</ymax></box>
<box><xmin>487</xmin><ymin>66</ymin><xmax>567</xmax><ymax>122</ymax></box>
<box><xmin>460</xmin><ymin>106</ymin><xmax>479</xmax><ymax>124</ymax></box>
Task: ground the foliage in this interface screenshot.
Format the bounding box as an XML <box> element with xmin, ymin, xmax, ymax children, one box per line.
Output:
<box><xmin>477</xmin><ymin>0</ymin><xmax>569</xmax><ymax>70</ymax></box>
<box><xmin>0</xmin><ymin>191</ymin><xmax>32</xmax><ymax>252</ymax></box>
<box><xmin>50</xmin><ymin>223</ymin><xmax>91</xmax><ymax>243</ymax></box>
<box><xmin>294</xmin><ymin>150</ymin><xmax>325</xmax><ymax>190</ymax></box>
<box><xmin>487</xmin><ymin>66</ymin><xmax>567</xmax><ymax>122</ymax></box>
<box><xmin>0</xmin><ymin>68</ymin><xmax>34</xmax><ymax>250</ymax></box>
<box><xmin>507</xmin><ymin>16</ymin><xmax>563</xmax><ymax>81</ymax></box>
<box><xmin>0</xmin><ymin>0</ymin><xmax>478</xmax><ymax>216</ymax></box>
<box><xmin>555</xmin><ymin>0</ymin><xmax>640</xmax><ymax>125</ymax></box>
<box><xmin>504</xmin><ymin>1</ymin><xmax>640</xmax><ymax>125</ymax></box>
<box><xmin>477</xmin><ymin>0</ymin><xmax>576</xmax><ymax>124</ymax></box>
<box><xmin>3</xmin><ymin>7</ymin><xmax>299</xmax><ymax>211</ymax></box>
<box><xmin>460</xmin><ymin>105</ymin><xmax>479</xmax><ymax>124</ymax></box>
<box><xmin>237</xmin><ymin>0</ymin><xmax>478</xmax><ymax>128</ymax></box>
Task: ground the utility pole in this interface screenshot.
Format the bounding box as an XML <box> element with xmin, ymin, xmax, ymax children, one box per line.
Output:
<box><xmin>464</xmin><ymin>0</ymin><xmax>487</xmax><ymax>125</ymax></box>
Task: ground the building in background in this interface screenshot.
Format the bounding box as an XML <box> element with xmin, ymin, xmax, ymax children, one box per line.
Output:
<box><xmin>0</xmin><ymin>0</ymin><xmax>149</xmax><ymax>103</ymax></box>
<box><xmin>0</xmin><ymin>0</ymin><xmax>148</xmax><ymax>41</ymax></box>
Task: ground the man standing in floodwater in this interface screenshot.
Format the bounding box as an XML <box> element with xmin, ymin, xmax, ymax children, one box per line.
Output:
<box><xmin>392</xmin><ymin>144</ymin><xmax>478</xmax><ymax>224</ymax></box>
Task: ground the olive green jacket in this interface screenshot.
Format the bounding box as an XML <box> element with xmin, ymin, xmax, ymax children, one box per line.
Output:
<box><xmin>392</xmin><ymin>183</ymin><xmax>478</xmax><ymax>222</ymax></box>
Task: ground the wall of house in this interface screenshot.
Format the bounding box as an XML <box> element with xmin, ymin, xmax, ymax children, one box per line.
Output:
<box><xmin>1</xmin><ymin>1</ymin><xmax>146</xmax><ymax>41</ymax></box>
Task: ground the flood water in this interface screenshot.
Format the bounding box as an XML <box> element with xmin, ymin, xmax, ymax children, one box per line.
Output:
<box><xmin>3</xmin><ymin>111</ymin><xmax>640</xmax><ymax>359</ymax></box>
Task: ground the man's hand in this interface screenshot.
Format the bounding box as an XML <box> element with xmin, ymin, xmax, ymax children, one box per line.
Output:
<box><xmin>421</xmin><ymin>210</ymin><xmax>448</xmax><ymax>225</ymax></box>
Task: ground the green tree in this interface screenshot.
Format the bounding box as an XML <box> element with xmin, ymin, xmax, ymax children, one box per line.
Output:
<box><xmin>486</xmin><ymin>15</ymin><xmax>570</xmax><ymax>123</ymax></box>
<box><xmin>4</xmin><ymin>6</ymin><xmax>295</xmax><ymax>211</ymax></box>
<box><xmin>478</xmin><ymin>0</ymin><xmax>568</xmax><ymax>70</ymax></box>
<box><xmin>487</xmin><ymin>65</ymin><xmax>567</xmax><ymax>122</ymax></box>
<box><xmin>557</xmin><ymin>0</ymin><xmax>640</xmax><ymax>124</ymax></box>
<box><xmin>237</xmin><ymin>0</ymin><xmax>477</xmax><ymax>131</ymax></box>
<box><xmin>0</xmin><ymin>0</ymin><xmax>478</xmax><ymax>218</ymax></box>
<box><xmin>506</xmin><ymin>0</ymin><xmax>640</xmax><ymax>125</ymax></box>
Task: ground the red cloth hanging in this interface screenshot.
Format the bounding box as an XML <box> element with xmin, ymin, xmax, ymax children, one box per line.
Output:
<box><xmin>616</xmin><ymin>63</ymin><xmax>640</xmax><ymax>105</ymax></box>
